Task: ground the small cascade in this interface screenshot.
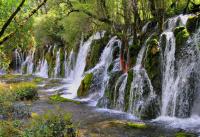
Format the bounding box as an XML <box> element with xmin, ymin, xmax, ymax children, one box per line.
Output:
<box><xmin>83</xmin><ymin>36</ymin><xmax>121</xmax><ymax>105</ymax></box>
<box><xmin>21</xmin><ymin>50</ymin><xmax>35</xmax><ymax>74</ymax></box>
<box><xmin>160</xmin><ymin>32</ymin><xmax>176</xmax><ymax>116</ymax></box>
<box><xmin>14</xmin><ymin>49</ymin><xmax>23</xmax><ymax>73</ymax></box>
<box><xmin>128</xmin><ymin>44</ymin><xmax>154</xmax><ymax>115</ymax></box>
<box><xmin>35</xmin><ymin>58</ymin><xmax>48</xmax><ymax>78</ymax></box>
<box><xmin>65</xmin><ymin>50</ymin><xmax>76</xmax><ymax>78</ymax></box>
<box><xmin>160</xmin><ymin>14</ymin><xmax>196</xmax><ymax>117</ymax></box>
<box><xmin>142</xmin><ymin>21</ymin><xmax>150</xmax><ymax>33</ymax></box>
<box><xmin>62</xmin><ymin>32</ymin><xmax>104</xmax><ymax>99</ymax></box>
<box><xmin>164</xmin><ymin>14</ymin><xmax>190</xmax><ymax>31</ymax></box>
<box><xmin>113</xmin><ymin>73</ymin><xmax>128</xmax><ymax>111</ymax></box>
<box><xmin>54</xmin><ymin>49</ymin><xmax>61</xmax><ymax>77</ymax></box>
<box><xmin>112</xmin><ymin>57</ymin><xmax>120</xmax><ymax>72</ymax></box>
<box><xmin>64</xmin><ymin>51</ymin><xmax>68</xmax><ymax>77</ymax></box>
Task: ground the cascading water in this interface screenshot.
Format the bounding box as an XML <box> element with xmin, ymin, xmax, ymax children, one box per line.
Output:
<box><xmin>112</xmin><ymin>57</ymin><xmax>120</xmax><ymax>72</ymax></box>
<box><xmin>21</xmin><ymin>50</ymin><xmax>35</xmax><ymax>74</ymax></box>
<box><xmin>152</xmin><ymin>15</ymin><xmax>200</xmax><ymax>134</ymax></box>
<box><xmin>14</xmin><ymin>49</ymin><xmax>23</xmax><ymax>73</ymax></box>
<box><xmin>62</xmin><ymin>32</ymin><xmax>104</xmax><ymax>99</ymax></box>
<box><xmin>82</xmin><ymin>36</ymin><xmax>122</xmax><ymax>105</ymax></box>
<box><xmin>35</xmin><ymin>58</ymin><xmax>48</xmax><ymax>78</ymax></box>
<box><xmin>160</xmin><ymin>32</ymin><xmax>176</xmax><ymax>116</ymax></box>
<box><xmin>160</xmin><ymin>14</ymin><xmax>193</xmax><ymax>117</ymax></box>
<box><xmin>65</xmin><ymin>50</ymin><xmax>75</xmax><ymax>78</ymax></box>
<box><xmin>54</xmin><ymin>49</ymin><xmax>61</xmax><ymax>77</ymax></box>
<box><xmin>128</xmin><ymin>43</ymin><xmax>155</xmax><ymax>116</ymax></box>
<box><xmin>113</xmin><ymin>73</ymin><xmax>128</xmax><ymax>111</ymax></box>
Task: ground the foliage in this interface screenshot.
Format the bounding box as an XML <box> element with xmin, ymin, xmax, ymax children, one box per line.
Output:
<box><xmin>24</xmin><ymin>111</ymin><xmax>76</xmax><ymax>137</ymax></box>
<box><xmin>0</xmin><ymin>81</ymin><xmax>37</xmax><ymax>119</ymax></box>
<box><xmin>0</xmin><ymin>111</ymin><xmax>77</xmax><ymax>137</ymax></box>
<box><xmin>77</xmin><ymin>73</ymin><xmax>93</xmax><ymax>97</ymax></box>
<box><xmin>175</xmin><ymin>132</ymin><xmax>196</xmax><ymax>137</ymax></box>
<box><xmin>49</xmin><ymin>94</ymin><xmax>81</xmax><ymax>104</ymax></box>
<box><xmin>10</xmin><ymin>82</ymin><xmax>38</xmax><ymax>101</ymax></box>
<box><xmin>0</xmin><ymin>120</ymin><xmax>23</xmax><ymax>137</ymax></box>
<box><xmin>126</xmin><ymin>122</ymin><xmax>147</xmax><ymax>129</ymax></box>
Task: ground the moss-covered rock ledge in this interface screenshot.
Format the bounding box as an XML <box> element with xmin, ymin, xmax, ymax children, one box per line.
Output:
<box><xmin>77</xmin><ymin>73</ymin><xmax>93</xmax><ymax>97</ymax></box>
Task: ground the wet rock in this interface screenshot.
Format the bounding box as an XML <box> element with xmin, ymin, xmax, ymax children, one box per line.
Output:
<box><xmin>186</xmin><ymin>14</ymin><xmax>200</xmax><ymax>34</ymax></box>
<box><xmin>77</xmin><ymin>73</ymin><xmax>93</xmax><ymax>97</ymax></box>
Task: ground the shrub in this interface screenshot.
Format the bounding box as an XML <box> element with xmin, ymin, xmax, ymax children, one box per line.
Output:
<box><xmin>0</xmin><ymin>120</ymin><xmax>23</xmax><ymax>137</ymax></box>
<box><xmin>0</xmin><ymin>83</ymin><xmax>15</xmax><ymax>118</ymax></box>
<box><xmin>24</xmin><ymin>111</ymin><xmax>77</xmax><ymax>137</ymax></box>
<box><xmin>0</xmin><ymin>82</ymin><xmax>37</xmax><ymax>119</ymax></box>
<box><xmin>10</xmin><ymin>82</ymin><xmax>38</xmax><ymax>101</ymax></box>
<box><xmin>0</xmin><ymin>111</ymin><xmax>77</xmax><ymax>137</ymax></box>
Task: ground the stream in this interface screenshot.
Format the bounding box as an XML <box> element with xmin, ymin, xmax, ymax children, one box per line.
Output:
<box><xmin>30</xmin><ymin>77</ymin><xmax>197</xmax><ymax>137</ymax></box>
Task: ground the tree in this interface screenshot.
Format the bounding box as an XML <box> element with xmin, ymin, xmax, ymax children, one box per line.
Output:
<box><xmin>0</xmin><ymin>0</ymin><xmax>48</xmax><ymax>45</ymax></box>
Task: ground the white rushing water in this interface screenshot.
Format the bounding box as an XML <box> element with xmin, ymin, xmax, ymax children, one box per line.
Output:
<box><xmin>21</xmin><ymin>50</ymin><xmax>35</xmax><ymax>74</ymax></box>
<box><xmin>128</xmin><ymin>40</ymin><xmax>154</xmax><ymax>115</ymax></box>
<box><xmin>154</xmin><ymin>15</ymin><xmax>200</xmax><ymax>134</ymax></box>
<box><xmin>114</xmin><ymin>73</ymin><xmax>128</xmax><ymax>111</ymax></box>
<box><xmin>14</xmin><ymin>49</ymin><xmax>23</xmax><ymax>73</ymax></box>
<box><xmin>62</xmin><ymin>32</ymin><xmax>104</xmax><ymax>99</ymax></box>
<box><xmin>160</xmin><ymin>32</ymin><xmax>176</xmax><ymax>116</ymax></box>
<box><xmin>160</xmin><ymin>14</ymin><xmax>192</xmax><ymax>116</ymax></box>
<box><xmin>80</xmin><ymin>36</ymin><xmax>122</xmax><ymax>105</ymax></box>
<box><xmin>35</xmin><ymin>58</ymin><xmax>48</xmax><ymax>78</ymax></box>
<box><xmin>54</xmin><ymin>49</ymin><xmax>61</xmax><ymax>77</ymax></box>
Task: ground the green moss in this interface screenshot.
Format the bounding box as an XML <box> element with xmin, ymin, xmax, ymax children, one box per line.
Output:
<box><xmin>174</xmin><ymin>27</ymin><xmax>190</xmax><ymax>49</ymax></box>
<box><xmin>175</xmin><ymin>132</ymin><xmax>197</xmax><ymax>137</ymax></box>
<box><xmin>186</xmin><ymin>15</ymin><xmax>200</xmax><ymax>34</ymax></box>
<box><xmin>124</xmin><ymin>70</ymin><xmax>134</xmax><ymax>111</ymax></box>
<box><xmin>49</xmin><ymin>95</ymin><xmax>80</xmax><ymax>104</ymax></box>
<box><xmin>104</xmin><ymin>71</ymin><xmax>123</xmax><ymax>107</ymax></box>
<box><xmin>59</xmin><ymin>49</ymin><xmax>66</xmax><ymax>77</ymax></box>
<box><xmin>0</xmin><ymin>74</ymin><xmax>19</xmax><ymax>79</ymax></box>
<box><xmin>144</xmin><ymin>35</ymin><xmax>161</xmax><ymax>99</ymax></box>
<box><xmin>126</xmin><ymin>122</ymin><xmax>147</xmax><ymax>129</ymax></box>
<box><xmin>77</xmin><ymin>73</ymin><xmax>93</xmax><ymax>97</ymax></box>
<box><xmin>129</xmin><ymin>44</ymin><xmax>141</xmax><ymax>67</ymax></box>
<box><xmin>174</xmin><ymin>26</ymin><xmax>186</xmax><ymax>37</ymax></box>
<box><xmin>85</xmin><ymin>34</ymin><xmax>109</xmax><ymax>70</ymax></box>
<box><xmin>10</xmin><ymin>82</ymin><xmax>38</xmax><ymax>101</ymax></box>
<box><xmin>33</xmin><ymin>77</ymin><xmax>44</xmax><ymax>83</ymax></box>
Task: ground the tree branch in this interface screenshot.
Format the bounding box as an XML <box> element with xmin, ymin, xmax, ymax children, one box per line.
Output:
<box><xmin>0</xmin><ymin>0</ymin><xmax>48</xmax><ymax>45</ymax></box>
<box><xmin>0</xmin><ymin>0</ymin><xmax>26</xmax><ymax>37</ymax></box>
<box><xmin>66</xmin><ymin>0</ymin><xmax>112</xmax><ymax>25</ymax></box>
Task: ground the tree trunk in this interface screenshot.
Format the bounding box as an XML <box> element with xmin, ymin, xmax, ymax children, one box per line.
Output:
<box><xmin>183</xmin><ymin>0</ymin><xmax>191</xmax><ymax>14</ymax></box>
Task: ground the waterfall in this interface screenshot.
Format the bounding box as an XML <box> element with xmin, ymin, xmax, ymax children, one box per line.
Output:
<box><xmin>128</xmin><ymin>40</ymin><xmax>155</xmax><ymax>116</ymax></box>
<box><xmin>83</xmin><ymin>36</ymin><xmax>122</xmax><ymax>105</ymax></box>
<box><xmin>65</xmin><ymin>50</ymin><xmax>75</xmax><ymax>78</ymax></box>
<box><xmin>160</xmin><ymin>14</ymin><xmax>195</xmax><ymax>117</ymax></box>
<box><xmin>160</xmin><ymin>32</ymin><xmax>176</xmax><ymax>116</ymax></box>
<box><xmin>64</xmin><ymin>51</ymin><xmax>68</xmax><ymax>77</ymax></box>
<box><xmin>35</xmin><ymin>58</ymin><xmax>48</xmax><ymax>78</ymax></box>
<box><xmin>21</xmin><ymin>50</ymin><xmax>35</xmax><ymax>74</ymax></box>
<box><xmin>112</xmin><ymin>57</ymin><xmax>120</xmax><ymax>72</ymax></box>
<box><xmin>14</xmin><ymin>49</ymin><xmax>23</xmax><ymax>73</ymax></box>
<box><xmin>62</xmin><ymin>32</ymin><xmax>104</xmax><ymax>99</ymax></box>
<box><xmin>54</xmin><ymin>49</ymin><xmax>61</xmax><ymax>77</ymax></box>
<box><xmin>113</xmin><ymin>73</ymin><xmax>128</xmax><ymax>111</ymax></box>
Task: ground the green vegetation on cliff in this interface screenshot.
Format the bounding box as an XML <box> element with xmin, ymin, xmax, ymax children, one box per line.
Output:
<box><xmin>77</xmin><ymin>73</ymin><xmax>93</xmax><ymax>97</ymax></box>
